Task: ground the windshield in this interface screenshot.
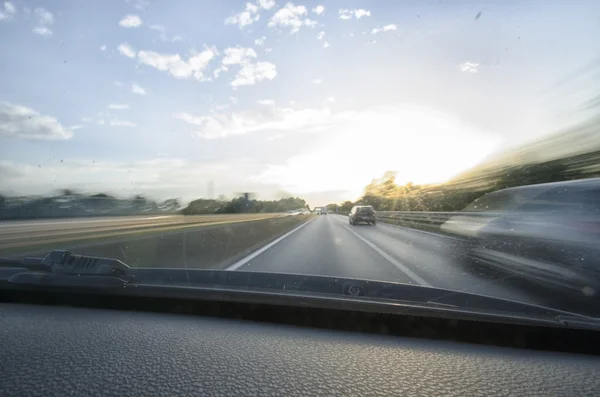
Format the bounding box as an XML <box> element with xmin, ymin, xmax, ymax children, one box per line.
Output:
<box><xmin>2</xmin><ymin>1</ymin><xmax>600</xmax><ymax>320</ymax></box>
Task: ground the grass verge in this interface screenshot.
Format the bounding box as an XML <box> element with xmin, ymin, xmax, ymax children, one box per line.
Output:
<box><xmin>2</xmin><ymin>215</ymin><xmax>312</xmax><ymax>269</ymax></box>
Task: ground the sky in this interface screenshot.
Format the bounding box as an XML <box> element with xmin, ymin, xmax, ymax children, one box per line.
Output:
<box><xmin>1</xmin><ymin>0</ymin><xmax>599</xmax><ymax>206</ymax></box>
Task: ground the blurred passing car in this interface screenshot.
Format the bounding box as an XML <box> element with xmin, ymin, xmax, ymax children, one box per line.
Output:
<box><xmin>349</xmin><ymin>205</ymin><xmax>377</xmax><ymax>225</ymax></box>
<box><xmin>441</xmin><ymin>178</ymin><xmax>600</xmax><ymax>295</ymax></box>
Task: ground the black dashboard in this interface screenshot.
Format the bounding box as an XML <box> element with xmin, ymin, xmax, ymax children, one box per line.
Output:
<box><xmin>2</xmin><ymin>293</ymin><xmax>600</xmax><ymax>396</ymax></box>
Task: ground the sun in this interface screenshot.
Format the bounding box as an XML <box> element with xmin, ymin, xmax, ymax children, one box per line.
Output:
<box><xmin>255</xmin><ymin>105</ymin><xmax>500</xmax><ymax>198</ymax></box>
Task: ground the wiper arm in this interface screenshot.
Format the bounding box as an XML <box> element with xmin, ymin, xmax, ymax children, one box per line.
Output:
<box><xmin>0</xmin><ymin>250</ymin><xmax>134</xmax><ymax>287</ymax></box>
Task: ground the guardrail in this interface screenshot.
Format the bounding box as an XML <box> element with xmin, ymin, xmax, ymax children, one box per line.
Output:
<box><xmin>373</xmin><ymin>211</ymin><xmax>491</xmax><ymax>230</ymax></box>
<box><xmin>376</xmin><ymin>211</ymin><xmax>456</xmax><ymax>226</ymax></box>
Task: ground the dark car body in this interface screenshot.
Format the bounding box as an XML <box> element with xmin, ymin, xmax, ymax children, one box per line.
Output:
<box><xmin>349</xmin><ymin>205</ymin><xmax>377</xmax><ymax>225</ymax></box>
<box><xmin>441</xmin><ymin>178</ymin><xmax>600</xmax><ymax>293</ymax></box>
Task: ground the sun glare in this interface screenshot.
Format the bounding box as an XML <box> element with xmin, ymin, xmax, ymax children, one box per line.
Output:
<box><xmin>255</xmin><ymin>105</ymin><xmax>500</xmax><ymax>198</ymax></box>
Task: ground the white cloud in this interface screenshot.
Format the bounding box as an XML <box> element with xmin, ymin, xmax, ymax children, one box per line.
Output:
<box><xmin>323</xmin><ymin>41</ymin><xmax>329</xmax><ymax>48</ymax></box>
<box><xmin>149</xmin><ymin>24</ymin><xmax>168</xmax><ymax>41</ymax></box>
<box><xmin>327</xmin><ymin>97</ymin><xmax>335</xmax><ymax>102</ymax></box>
<box><xmin>0</xmin><ymin>1</ymin><xmax>16</xmax><ymax>21</ymax></box>
<box><xmin>312</xmin><ymin>79</ymin><xmax>322</xmax><ymax>85</ymax></box>
<box><xmin>0</xmin><ymin>101</ymin><xmax>74</xmax><ymax>140</ymax></box>
<box><xmin>257</xmin><ymin>99</ymin><xmax>275</xmax><ymax>105</ymax></box>
<box><xmin>119</xmin><ymin>14</ymin><xmax>142</xmax><ymax>28</ymax></box>
<box><xmin>459</xmin><ymin>61</ymin><xmax>479</xmax><ymax>73</ymax></box>
<box><xmin>231</xmin><ymin>61</ymin><xmax>277</xmax><ymax>87</ymax></box>
<box><xmin>34</xmin><ymin>7</ymin><xmax>53</xmax><ymax>24</ymax></box>
<box><xmin>213</xmin><ymin>66</ymin><xmax>228</xmax><ymax>78</ymax></box>
<box><xmin>265</xmin><ymin>48</ymin><xmax>273</xmax><ymax>53</ymax></box>
<box><xmin>108</xmin><ymin>104</ymin><xmax>130</xmax><ymax>110</ymax></box>
<box><xmin>137</xmin><ymin>47</ymin><xmax>217</xmax><ymax>81</ymax></box>
<box><xmin>339</xmin><ymin>9</ymin><xmax>371</xmax><ymax>20</ymax></box>
<box><xmin>32</xmin><ymin>8</ymin><xmax>53</xmax><ymax>36</ymax></box>
<box><xmin>225</xmin><ymin>2</ymin><xmax>260</xmax><ymax>29</ymax></box>
<box><xmin>33</xmin><ymin>26</ymin><xmax>52</xmax><ymax>36</ymax></box>
<box><xmin>317</xmin><ymin>31</ymin><xmax>325</xmax><ymax>40</ymax></box>
<box><xmin>218</xmin><ymin>47</ymin><xmax>275</xmax><ymax>87</ymax></box>
<box><xmin>222</xmin><ymin>46</ymin><xmax>257</xmax><ymax>65</ymax></box>
<box><xmin>132</xmin><ymin>83</ymin><xmax>146</xmax><ymax>95</ymax></box>
<box><xmin>354</xmin><ymin>9</ymin><xmax>371</xmax><ymax>18</ymax></box>
<box><xmin>110</xmin><ymin>119</ymin><xmax>137</xmax><ymax>127</ymax></box>
<box><xmin>114</xmin><ymin>80</ymin><xmax>123</xmax><ymax>86</ymax></box>
<box><xmin>254</xmin><ymin>36</ymin><xmax>267</xmax><ymax>46</ymax></box>
<box><xmin>149</xmin><ymin>24</ymin><xmax>165</xmax><ymax>32</ymax></box>
<box><xmin>258</xmin><ymin>0</ymin><xmax>276</xmax><ymax>10</ymax></box>
<box><xmin>312</xmin><ymin>5</ymin><xmax>325</xmax><ymax>15</ymax></box>
<box><xmin>173</xmin><ymin>104</ymin><xmax>332</xmax><ymax>139</ymax></box>
<box><xmin>372</xmin><ymin>24</ymin><xmax>397</xmax><ymax>34</ymax></box>
<box><xmin>126</xmin><ymin>0</ymin><xmax>148</xmax><ymax>10</ymax></box>
<box><xmin>268</xmin><ymin>3</ymin><xmax>316</xmax><ymax>33</ymax></box>
<box><xmin>100</xmin><ymin>45</ymin><xmax>107</xmax><ymax>51</ymax></box>
<box><xmin>172</xmin><ymin>35</ymin><xmax>183</xmax><ymax>42</ymax></box>
<box><xmin>118</xmin><ymin>43</ymin><xmax>136</xmax><ymax>58</ymax></box>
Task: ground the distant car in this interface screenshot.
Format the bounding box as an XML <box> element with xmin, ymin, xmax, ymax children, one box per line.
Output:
<box><xmin>315</xmin><ymin>207</ymin><xmax>327</xmax><ymax>215</ymax></box>
<box><xmin>441</xmin><ymin>178</ymin><xmax>600</xmax><ymax>293</ymax></box>
<box><xmin>349</xmin><ymin>205</ymin><xmax>376</xmax><ymax>225</ymax></box>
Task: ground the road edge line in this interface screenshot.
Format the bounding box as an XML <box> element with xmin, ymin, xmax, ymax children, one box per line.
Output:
<box><xmin>225</xmin><ymin>219</ymin><xmax>313</xmax><ymax>271</ymax></box>
<box><xmin>341</xmin><ymin>223</ymin><xmax>432</xmax><ymax>287</ymax></box>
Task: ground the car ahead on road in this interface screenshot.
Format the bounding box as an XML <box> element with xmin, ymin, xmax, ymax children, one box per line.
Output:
<box><xmin>441</xmin><ymin>178</ymin><xmax>600</xmax><ymax>294</ymax></box>
<box><xmin>349</xmin><ymin>205</ymin><xmax>377</xmax><ymax>225</ymax></box>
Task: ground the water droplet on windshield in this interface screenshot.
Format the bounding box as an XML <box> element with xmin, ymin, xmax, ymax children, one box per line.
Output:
<box><xmin>582</xmin><ymin>286</ymin><xmax>595</xmax><ymax>297</ymax></box>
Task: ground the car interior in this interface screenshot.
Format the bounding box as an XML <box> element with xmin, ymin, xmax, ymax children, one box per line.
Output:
<box><xmin>2</xmin><ymin>281</ymin><xmax>599</xmax><ymax>396</ymax></box>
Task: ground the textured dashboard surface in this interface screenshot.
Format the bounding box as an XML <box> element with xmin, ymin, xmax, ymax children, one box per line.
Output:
<box><xmin>1</xmin><ymin>303</ymin><xmax>599</xmax><ymax>397</ymax></box>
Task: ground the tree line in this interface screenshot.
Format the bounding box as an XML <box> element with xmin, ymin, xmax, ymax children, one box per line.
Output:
<box><xmin>326</xmin><ymin>144</ymin><xmax>600</xmax><ymax>214</ymax></box>
<box><xmin>181</xmin><ymin>196</ymin><xmax>308</xmax><ymax>215</ymax></box>
<box><xmin>0</xmin><ymin>190</ymin><xmax>181</xmax><ymax>220</ymax></box>
<box><xmin>0</xmin><ymin>189</ymin><xmax>310</xmax><ymax>220</ymax></box>
<box><xmin>327</xmin><ymin>60</ymin><xmax>600</xmax><ymax>213</ymax></box>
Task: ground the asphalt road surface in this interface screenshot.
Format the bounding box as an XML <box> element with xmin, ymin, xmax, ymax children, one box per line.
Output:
<box><xmin>3</xmin><ymin>213</ymin><xmax>597</xmax><ymax>315</ymax></box>
<box><xmin>228</xmin><ymin>215</ymin><xmax>599</xmax><ymax>315</ymax></box>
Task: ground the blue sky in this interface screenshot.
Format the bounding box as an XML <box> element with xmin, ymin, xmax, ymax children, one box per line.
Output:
<box><xmin>1</xmin><ymin>0</ymin><xmax>599</xmax><ymax>205</ymax></box>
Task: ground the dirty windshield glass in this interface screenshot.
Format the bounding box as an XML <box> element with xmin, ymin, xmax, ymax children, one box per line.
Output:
<box><xmin>2</xmin><ymin>1</ymin><xmax>600</xmax><ymax>319</ymax></box>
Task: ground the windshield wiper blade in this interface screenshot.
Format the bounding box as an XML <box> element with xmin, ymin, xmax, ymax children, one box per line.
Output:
<box><xmin>0</xmin><ymin>250</ymin><xmax>134</xmax><ymax>287</ymax></box>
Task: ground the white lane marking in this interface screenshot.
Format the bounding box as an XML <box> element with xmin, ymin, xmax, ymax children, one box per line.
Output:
<box><xmin>341</xmin><ymin>223</ymin><xmax>432</xmax><ymax>287</ymax></box>
<box><xmin>225</xmin><ymin>219</ymin><xmax>313</xmax><ymax>271</ymax></box>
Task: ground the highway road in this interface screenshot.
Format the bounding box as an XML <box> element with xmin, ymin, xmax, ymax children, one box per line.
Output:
<box><xmin>227</xmin><ymin>215</ymin><xmax>599</xmax><ymax>315</ymax></box>
<box><xmin>2</xmin><ymin>213</ymin><xmax>597</xmax><ymax>315</ymax></box>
